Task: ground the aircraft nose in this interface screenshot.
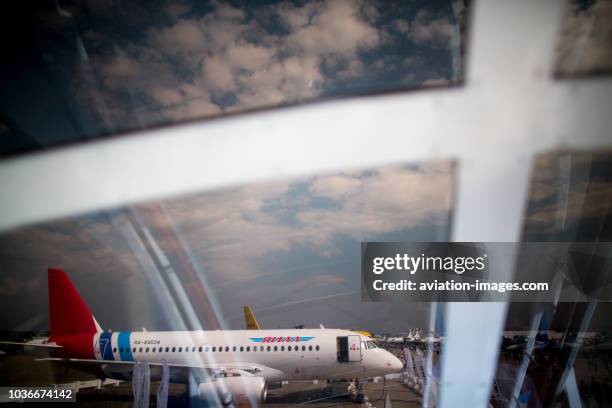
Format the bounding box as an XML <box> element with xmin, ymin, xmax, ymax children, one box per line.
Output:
<box><xmin>384</xmin><ymin>352</ymin><xmax>404</xmax><ymax>373</ymax></box>
<box><xmin>390</xmin><ymin>354</ymin><xmax>404</xmax><ymax>372</ymax></box>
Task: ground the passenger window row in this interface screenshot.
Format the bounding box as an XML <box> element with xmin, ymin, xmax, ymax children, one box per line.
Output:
<box><xmin>113</xmin><ymin>344</ymin><xmax>321</xmax><ymax>353</ymax></box>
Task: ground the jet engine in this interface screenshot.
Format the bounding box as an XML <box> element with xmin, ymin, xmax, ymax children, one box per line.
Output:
<box><xmin>198</xmin><ymin>376</ymin><xmax>267</xmax><ymax>405</ymax></box>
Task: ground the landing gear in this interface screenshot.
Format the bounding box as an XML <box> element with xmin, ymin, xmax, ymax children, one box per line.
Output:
<box><xmin>323</xmin><ymin>380</ymin><xmax>333</xmax><ymax>396</ymax></box>
<box><xmin>347</xmin><ymin>378</ymin><xmax>365</xmax><ymax>403</ymax></box>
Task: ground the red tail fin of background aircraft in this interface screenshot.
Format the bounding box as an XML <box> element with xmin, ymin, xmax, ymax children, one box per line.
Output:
<box><xmin>48</xmin><ymin>268</ymin><xmax>99</xmax><ymax>340</ymax></box>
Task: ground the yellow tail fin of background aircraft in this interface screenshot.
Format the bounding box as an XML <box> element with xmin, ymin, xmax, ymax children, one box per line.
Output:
<box><xmin>242</xmin><ymin>305</ymin><xmax>373</xmax><ymax>338</ymax></box>
<box><xmin>243</xmin><ymin>306</ymin><xmax>261</xmax><ymax>330</ymax></box>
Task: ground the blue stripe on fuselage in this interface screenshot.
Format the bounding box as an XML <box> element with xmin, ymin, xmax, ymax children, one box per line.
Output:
<box><xmin>118</xmin><ymin>332</ymin><xmax>133</xmax><ymax>361</ymax></box>
<box><xmin>100</xmin><ymin>332</ymin><xmax>114</xmax><ymax>361</ymax></box>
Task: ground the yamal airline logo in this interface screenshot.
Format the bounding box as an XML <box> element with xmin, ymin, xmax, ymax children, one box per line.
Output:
<box><xmin>249</xmin><ymin>336</ymin><xmax>314</xmax><ymax>343</ymax></box>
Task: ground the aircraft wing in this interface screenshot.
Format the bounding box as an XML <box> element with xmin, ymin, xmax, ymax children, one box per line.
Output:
<box><xmin>36</xmin><ymin>357</ymin><xmax>266</xmax><ymax>374</ymax></box>
<box><xmin>0</xmin><ymin>341</ymin><xmax>63</xmax><ymax>349</ymax></box>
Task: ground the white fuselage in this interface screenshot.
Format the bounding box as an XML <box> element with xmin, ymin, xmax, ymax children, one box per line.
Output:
<box><xmin>92</xmin><ymin>328</ymin><xmax>402</xmax><ymax>383</ymax></box>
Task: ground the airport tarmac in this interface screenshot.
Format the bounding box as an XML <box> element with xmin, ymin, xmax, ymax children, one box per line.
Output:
<box><xmin>0</xmin><ymin>380</ymin><xmax>422</xmax><ymax>407</ymax></box>
<box><xmin>263</xmin><ymin>380</ymin><xmax>422</xmax><ymax>407</ymax></box>
<box><xmin>72</xmin><ymin>380</ymin><xmax>422</xmax><ymax>407</ymax></box>
<box><xmin>0</xmin><ymin>355</ymin><xmax>422</xmax><ymax>407</ymax></box>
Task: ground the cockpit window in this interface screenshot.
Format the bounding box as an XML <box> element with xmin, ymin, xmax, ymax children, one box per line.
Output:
<box><xmin>367</xmin><ymin>341</ymin><xmax>377</xmax><ymax>349</ymax></box>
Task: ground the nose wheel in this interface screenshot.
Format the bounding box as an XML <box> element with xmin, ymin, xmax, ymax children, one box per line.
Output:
<box><xmin>348</xmin><ymin>378</ymin><xmax>366</xmax><ymax>403</ymax></box>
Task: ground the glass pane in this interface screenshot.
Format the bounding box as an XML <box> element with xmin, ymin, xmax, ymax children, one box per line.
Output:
<box><xmin>554</xmin><ymin>0</ymin><xmax>612</xmax><ymax>77</ymax></box>
<box><xmin>0</xmin><ymin>159</ymin><xmax>454</xmax><ymax>405</ymax></box>
<box><xmin>0</xmin><ymin>0</ymin><xmax>468</xmax><ymax>157</ymax></box>
<box><xmin>491</xmin><ymin>151</ymin><xmax>612</xmax><ymax>407</ymax></box>
<box><xmin>522</xmin><ymin>151</ymin><xmax>612</xmax><ymax>242</ymax></box>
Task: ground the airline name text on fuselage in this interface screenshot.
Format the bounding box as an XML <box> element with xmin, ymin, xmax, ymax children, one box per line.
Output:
<box><xmin>250</xmin><ymin>336</ymin><xmax>314</xmax><ymax>343</ymax></box>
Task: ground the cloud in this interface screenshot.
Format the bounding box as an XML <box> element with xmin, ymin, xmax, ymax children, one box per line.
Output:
<box><xmin>276</xmin><ymin>1</ymin><xmax>320</xmax><ymax>31</ymax></box>
<box><xmin>202</xmin><ymin>55</ymin><xmax>238</xmax><ymax>93</ymax></box>
<box><xmin>225</xmin><ymin>42</ymin><xmax>276</xmax><ymax>70</ymax></box>
<box><xmin>161</xmin><ymin>161</ymin><xmax>454</xmax><ymax>283</ymax></box>
<box><xmin>151</xmin><ymin>19</ymin><xmax>208</xmax><ymax>53</ymax></box>
<box><xmin>0</xmin><ymin>161</ymin><xmax>455</xmax><ymax>331</ymax></box>
<box><xmin>0</xmin><ymin>0</ymin><xmax>464</xmax><ymax>154</ymax></box>
<box><xmin>76</xmin><ymin>0</ymin><xmax>432</xmax><ymax>127</ymax></box>
<box><xmin>162</xmin><ymin>93</ymin><xmax>222</xmax><ymax>120</ymax></box>
<box><xmin>165</xmin><ymin>1</ymin><xmax>191</xmax><ymax>20</ymax></box>
<box><xmin>0</xmin><ymin>275</ymin><xmax>41</xmax><ymax>296</ymax></box>
<box><xmin>285</xmin><ymin>0</ymin><xmax>381</xmax><ymax>57</ymax></box>
<box><xmin>393</xmin><ymin>19</ymin><xmax>409</xmax><ymax>34</ymax></box>
<box><xmin>0</xmin><ymin>212</ymin><xmax>167</xmax><ymax>330</ymax></box>
<box><xmin>310</xmin><ymin>174</ymin><xmax>362</xmax><ymax>198</ymax></box>
<box><xmin>421</xmin><ymin>77</ymin><xmax>451</xmax><ymax>86</ymax></box>
<box><xmin>297</xmin><ymin>164</ymin><xmax>453</xmax><ymax>243</ymax></box>
<box><xmin>401</xmin><ymin>56</ymin><xmax>419</xmax><ymax>69</ymax></box>
<box><xmin>100</xmin><ymin>56</ymin><xmax>143</xmax><ymax>78</ymax></box>
<box><xmin>148</xmin><ymin>86</ymin><xmax>184</xmax><ymax>106</ymax></box>
<box><xmin>408</xmin><ymin>9</ymin><xmax>455</xmax><ymax>47</ymax></box>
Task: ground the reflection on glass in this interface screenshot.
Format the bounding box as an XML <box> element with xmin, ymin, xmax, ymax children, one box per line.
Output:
<box><xmin>0</xmin><ymin>159</ymin><xmax>454</xmax><ymax>405</ymax></box>
<box><xmin>0</xmin><ymin>0</ymin><xmax>467</xmax><ymax>156</ymax></box>
<box><xmin>555</xmin><ymin>0</ymin><xmax>612</xmax><ymax>77</ymax></box>
<box><xmin>491</xmin><ymin>150</ymin><xmax>612</xmax><ymax>407</ymax></box>
<box><xmin>523</xmin><ymin>151</ymin><xmax>612</xmax><ymax>242</ymax></box>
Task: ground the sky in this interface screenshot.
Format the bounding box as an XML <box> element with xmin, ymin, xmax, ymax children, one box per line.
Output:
<box><xmin>0</xmin><ymin>161</ymin><xmax>455</xmax><ymax>333</ymax></box>
<box><xmin>0</xmin><ymin>0</ymin><xmax>466</xmax><ymax>331</ymax></box>
<box><xmin>0</xmin><ymin>151</ymin><xmax>611</xmax><ymax>334</ymax></box>
<box><xmin>3</xmin><ymin>0</ymin><xmax>611</xmax><ymax>155</ymax></box>
<box><xmin>0</xmin><ymin>0</ymin><xmax>466</xmax><ymax>155</ymax></box>
<box><xmin>1</xmin><ymin>1</ymin><xmax>611</xmax><ymax>335</ymax></box>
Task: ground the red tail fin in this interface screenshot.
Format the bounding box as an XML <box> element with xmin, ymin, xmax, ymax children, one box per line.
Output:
<box><xmin>48</xmin><ymin>268</ymin><xmax>99</xmax><ymax>339</ymax></box>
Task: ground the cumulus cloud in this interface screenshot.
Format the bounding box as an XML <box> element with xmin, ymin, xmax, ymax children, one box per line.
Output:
<box><xmin>100</xmin><ymin>55</ymin><xmax>143</xmax><ymax>78</ymax></box>
<box><xmin>0</xmin><ymin>276</ymin><xmax>41</xmax><ymax>296</ymax></box>
<box><xmin>159</xmin><ymin>161</ymin><xmax>454</xmax><ymax>283</ymax></box>
<box><xmin>285</xmin><ymin>0</ymin><xmax>381</xmax><ymax>56</ymax></box>
<box><xmin>407</xmin><ymin>9</ymin><xmax>455</xmax><ymax>47</ymax></box>
<box><xmin>393</xmin><ymin>19</ymin><xmax>409</xmax><ymax>34</ymax></box>
<box><xmin>165</xmin><ymin>1</ymin><xmax>191</xmax><ymax>20</ymax></box>
<box><xmin>151</xmin><ymin>19</ymin><xmax>208</xmax><ymax>53</ymax></box>
<box><xmin>71</xmin><ymin>0</ymin><xmax>464</xmax><ymax>130</ymax></box>
<box><xmin>0</xmin><ymin>212</ymin><xmax>164</xmax><ymax>330</ymax></box>
<box><xmin>87</xmin><ymin>1</ymin><xmax>320</xmax><ymax>121</ymax></box>
<box><xmin>421</xmin><ymin>77</ymin><xmax>451</xmax><ymax>86</ymax></box>
<box><xmin>310</xmin><ymin>174</ymin><xmax>363</xmax><ymax>198</ymax></box>
<box><xmin>0</xmin><ymin>160</ymin><xmax>456</xmax><ymax>330</ymax></box>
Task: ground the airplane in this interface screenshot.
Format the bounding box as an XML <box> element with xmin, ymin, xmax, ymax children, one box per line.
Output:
<box><xmin>411</xmin><ymin>329</ymin><xmax>444</xmax><ymax>344</ymax></box>
<box><xmin>401</xmin><ymin>329</ymin><xmax>443</xmax><ymax>344</ymax></box>
<box><xmin>380</xmin><ymin>329</ymin><xmax>444</xmax><ymax>347</ymax></box>
<box><xmin>3</xmin><ymin>269</ymin><xmax>403</xmax><ymax>404</ymax></box>
<box><xmin>243</xmin><ymin>306</ymin><xmax>374</xmax><ymax>339</ymax></box>
<box><xmin>384</xmin><ymin>336</ymin><xmax>407</xmax><ymax>344</ymax></box>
